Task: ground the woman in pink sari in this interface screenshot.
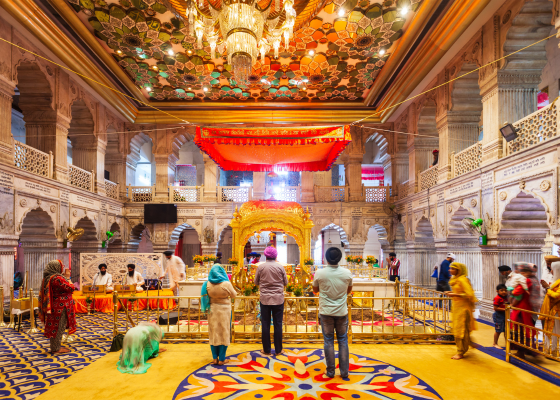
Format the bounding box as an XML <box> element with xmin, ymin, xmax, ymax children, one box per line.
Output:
<box><xmin>509</xmin><ymin>263</ymin><xmax>537</xmax><ymax>359</ymax></box>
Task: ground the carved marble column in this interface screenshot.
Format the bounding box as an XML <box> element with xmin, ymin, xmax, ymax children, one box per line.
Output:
<box><xmin>301</xmin><ymin>171</ymin><xmax>314</xmax><ymax>202</ymax></box>
<box><xmin>406</xmin><ymin>242</ymin><xmax>438</xmax><ymax>287</ymax></box>
<box><xmin>203</xmin><ymin>154</ymin><xmax>218</xmax><ymax>202</ymax></box>
<box><xmin>0</xmin><ymin>237</ymin><xmax>18</xmax><ymax>299</ymax></box>
<box><xmin>72</xmin><ymin>140</ymin><xmax>107</xmax><ymax>195</ymax></box>
<box><xmin>480</xmin><ymin>70</ymin><xmax>540</xmax><ymax>165</ymax></box>
<box><xmin>0</xmin><ymin>78</ymin><xmax>15</xmax><ymax>165</ymax></box>
<box><xmin>346</xmin><ymin>241</ymin><xmax>365</xmax><ymax>258</ymax></box>
<box><xmin>154</xmin><ymin>154</ymin><xmax>175</xmax><ymax>201</ymax></box>
<box><xmin>201</xmin><ymin>242</ymin><xmax>219</xmax><ymax>256</ymax></box>
<box><xmin>253</xmin><ymin>172</ymin><xmax>266</xmax><ymax>200</ymax></box>
<box><xmin>436</xmin><ymin>113</ymin><xmax>480</xmax><ymax>183</ymax></box>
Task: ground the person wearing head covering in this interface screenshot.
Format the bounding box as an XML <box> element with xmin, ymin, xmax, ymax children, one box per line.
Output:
<box><xmin>38</xmin><ymin>260</ymin><xmax>77</xmax><ymax>355</ymax></box>
<box><xmin>540</xmin><ymin>261</ymin><xmax>560</xmax><ymax>356</ymax></box>
<box><xmin>244</xmin><ymin>253</ymin><xmax>253</xmax><ymax>266</ymax></box>
<box><xmin>431</xmin><ymin>149</ymin><xmax>439</xmax><ymax>167</ymax></box>
<box><xmin>94</xmin><ymin>263</ymin><xmax>113</xmax><ymax>292</ymax></box>
<box><xmin>215</xmin><ymin>252</ymin><xmax>222</xmax><ymax>265</ymax></box>
<box><xmin>254</xmin><ymin>246</ymin><xmax>288</xmax><ymax>356</ymax></box>
<box><xmin>508</xmin><ymin>262</ymin><xmax>537</xmax><ymax>359</ymax></box>
<box><xmin>542</xmin><ymin>256</ymin><xmax>559</xmax><ymax>296</ymax></box>
<box><xmin>251</xmin><ymin>254</ymin><xmax>262</xmax><ymax>265</ymax></box>
<box><xmin>437</xmin><ymin>252</ymin><xmax>455</xmax><ymax>294</ymax></box>
<box><xmin>385</xmin><ymin>252</ymin><xmax>400</xmax><ymax>282</ymax></box>
<box><xmin>117</xmin><ymin>322</ymin><xmax>166</xmax><ymax>374</ymax></box>
<box><xmin>201</xmin><ymin>264</ymin><xmax>236</xmax><ymax>365</ymax></box>
<box><xmin>313</xmin><ymin>247</ymin><xmax>353</xmax><ymax>378</ymax></box>
<box><xmin>125</xmin><ymin>264</ymin><xmax>145</xmax><ymax>292</ymax></box>
<box><xmin>161</xmin><ymin>250</ymin><xmax>186</xmax><ymax>295</ymax></box>
<box><xmin>444</xmin><ymin>262</ymin><xmax>477</xmax><ymax>359</ymax></box>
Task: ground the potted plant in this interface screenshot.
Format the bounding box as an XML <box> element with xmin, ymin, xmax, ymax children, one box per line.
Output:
<box><xmin>243</xmin><ymin>283</ymin><xmax>256</xmax><ymax>297</ymax></box>
<box><xmin>354</xmin><ymin>256</ymin><xmax>364</xmax><ymax>266</ymax></box>
<box><xmin>366</xmin><ymin>256</ymin><xmax>376</xmax><ymax>267</ymax></box>
<box><xmin>346</xmin><ymin>255</ymin><xmax>355</xmax><ymax>266</ymax></box>
<box><xmin>228</xmin><ymin>257</ymin><xmax>238</xmax><ymax>265</ymax></box>
<box><xmin>286</xmin><ymin>283</ymin><xmax>295</xmax><ymax>295</ymax></box>
<box><xmin>293</xmin><ymin>284</ymin><xmax>304</xmax><ymax>297</ymax></box>
<box><xmin>303</xmin><ymin>258</ymin><xmax>314</xmax><ymax>266</ymax></box>
<box><xmin>193</xmin><ymin>255</ymin><xmax>204</xmax><ymax>265</ymax></box>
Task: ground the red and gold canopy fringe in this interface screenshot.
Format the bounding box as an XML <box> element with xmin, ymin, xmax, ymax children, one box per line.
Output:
<box><xmin>194</xmin><ymin>125</ymin><xmax>351</xmax><ymax>171</ymax></box>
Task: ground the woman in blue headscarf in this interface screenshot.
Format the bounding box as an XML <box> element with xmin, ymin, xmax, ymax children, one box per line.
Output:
<box><xmin>201</xmin><ymin>264</ymin><xmax>236</xmax><ymax>365</ymax></box>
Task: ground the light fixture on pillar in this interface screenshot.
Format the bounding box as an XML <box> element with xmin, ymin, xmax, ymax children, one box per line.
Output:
<box><xmin>283</xmin><ymin>234</ymin><xmax>287</xmax><ymax>244</ymax></box>
<box><xmin>500</xmin><ymin>122</ymin><xmax>519</xmax><ymax>142</ymax></box>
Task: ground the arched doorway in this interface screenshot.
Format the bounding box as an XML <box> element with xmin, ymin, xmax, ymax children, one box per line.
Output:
<box><xmin>218</xmin><ymin>226</ymin><xmax>233</xmax><ymax>264</ymax></box>
<box><xmin>364</xmin><ymin>224</ymin><xmax>388</xmax><ymax>262</ymax></box>
<box><xmin>107</xmin><ymin>222</ymin><xmax>123</xmax><ymax>253</ymax></box>
<box><xmin>393</xmin><ymin>222</ymin><xmax>408</xmax><ymax>280</ymax></box>
<box><xmin>70</xmin><ymin>216</ymin><xmax>99</xmax><ymax>283</ymax></box>
<box><xmin>410</xmin><ymin>217</ymin><xmax>437</xmax><ymax>286</ymax></box>
<box><xmin>169</xmin><ymin>223</ymin><xmax>201</xmax><ymax>268</ymax></box>
<box><xmin>19</xmin><ymin>208</ymin><xmax>59</xmax><ymax>290</ymax></box>
<box><xmin>315</xmin><ymin>223</ymin><xmax>349</xmax><ymax>265</ymax></box>
<box><xmin>128</xmin><ymin>223</ymin><xmax>153</xmax><ymax>253</ymax></box>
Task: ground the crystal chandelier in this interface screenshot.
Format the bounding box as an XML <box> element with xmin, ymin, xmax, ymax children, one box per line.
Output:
<box><xmin>181</xmin><ymin>0</ymin><xmax>297</xmax><ymax>85</ymax></box>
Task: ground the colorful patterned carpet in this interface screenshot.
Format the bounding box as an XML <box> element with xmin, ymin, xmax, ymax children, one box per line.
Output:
<box><xmin>0</xmin><ymin>313</ymin><xmax>115</xmax><ymax>400</ymax></box>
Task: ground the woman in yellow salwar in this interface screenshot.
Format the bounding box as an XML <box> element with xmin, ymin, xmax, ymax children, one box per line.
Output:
<box><xmin>539</xmin><ymin>261</ymin><xmax>560</xmax><ymax>356</ymax></box>
<box><xmin>445</xmin><ymin>262</ymin><xmax>477</xmax><ymax>360</ymax></box>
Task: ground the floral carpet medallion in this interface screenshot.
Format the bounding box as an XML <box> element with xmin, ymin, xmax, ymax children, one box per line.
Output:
<box><xmin>172</xmin><ymin>348</ymin><xmax>442</xmax><ymax>400</ymax></box>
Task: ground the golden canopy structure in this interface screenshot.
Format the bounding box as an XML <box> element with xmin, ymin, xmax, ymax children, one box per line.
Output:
<box><xmin>230</xmin><ymin>201</ymin><xmax>314</xmax><ymax>265</ymax></box>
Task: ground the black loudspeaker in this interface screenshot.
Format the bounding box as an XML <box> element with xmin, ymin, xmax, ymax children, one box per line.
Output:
<box><xmin>158</xmin><ymin>311</ymin><xmax>181</xmax><ymax>325</ymax></box>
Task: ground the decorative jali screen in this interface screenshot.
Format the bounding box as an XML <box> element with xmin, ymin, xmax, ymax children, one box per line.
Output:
<box><xmin>80</xmin><ymin>253</ymin><xmax>163</xmax><ymax>287</ymax></box>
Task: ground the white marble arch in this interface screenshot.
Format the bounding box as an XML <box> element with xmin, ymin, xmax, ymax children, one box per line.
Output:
<box><xmin>128</xmin><ymin>223</ymin><xmax>152</xmax><ymax>252</ymax></box>
<box><xmin>169</xmin><ymin>222</ymin><xmax>201</xmax><ymax>248</ymax></box>
<box><xmin>80</xmin><ymin>253</ymin><xmax>163</xmax><ymax>287</ymax></box>
<box><xmin>410</xmin><ymin>217</ymin><xmax>437</xmax><ymax>287</ymax></box>
<box><xmin>314</xmin><ymin>223</ymin><xmax>349</xmax><ymax>246</ymax></box>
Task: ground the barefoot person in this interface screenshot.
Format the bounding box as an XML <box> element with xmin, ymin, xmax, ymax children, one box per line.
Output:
<box><xmin>39</xmin><ymin>260</ymin><xmax>77</xmax><ymax>355</ymax></box>
<box><xmin>201</xmin><ymin>264</ymin><xmax>236</xmax><ymax>365</ymax></box>
<box><xmin>445</xmin><ymin>262</ymin><xmax>477</xmax><ymax>359</ymax></box>
<box><xmin>117</xmin><ymin>322</ymin><xmax>166</xmax><ymax>374</ymax></box>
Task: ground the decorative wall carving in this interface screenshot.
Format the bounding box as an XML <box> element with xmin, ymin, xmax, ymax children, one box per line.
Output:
<box><xmin>540</xmin><ymin>180</ymin><xmax>551</xmax><ymax>191</ymax></box>
<box><xmin>499</xmin><ymin>192</ymin><xmax>507</xmax><ymax>201</ymax></box>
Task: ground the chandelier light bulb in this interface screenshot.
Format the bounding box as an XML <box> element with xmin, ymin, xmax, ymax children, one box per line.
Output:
<box><xmin>116</xmin><ymin>50</ymin><xmax>122</xmax><ymax>54</ymax></box>
<box><xmin>303</xmin><ymin>78</ymin><xmax>308</xmax><ymax>83</ymax></box>
<box><xmin>338</xmin><ymin>8</ymin><xmax>345</xmax><ymax>16</ymax></box>
<box><xmin>146</xmin><ymin>87</ymin><xmax>152</xmax><ymax>92</ymax></box>
<box><xmin>379</xmin><ymin>49</ymin><xmax>386</xmax><ymax>56</ymax></box>
<box><xmin>203</xmin><ymin>87</ymin><xmax>208</xmax><ymax>92</ymax></box>
<box><xmin>168</xmin><ymin>49</ymin><xmax>174</xmax><ymax>56</ymax></box>
<box><xmin>188</xmin><ymin>87</ymin><xmax>192</xmax><ymax>90</ymax></box>
<box><xmin>261</xmin><ymin>78</ymin><xmax>267</xmax><ymax>83</ymax></box>
<box><xmin>400</xmin><ymin>6</ymin><xmax>409</xmax><ymax>16</ymax></box>
<box><xmin>308</xmin><ymin>50</ymin><xmax>315</xmax><ymax>56</ymax></box>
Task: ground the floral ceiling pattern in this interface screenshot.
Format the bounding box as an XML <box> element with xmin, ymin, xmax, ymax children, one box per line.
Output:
<box><xmin>68</xmin><ymin>0</ymin><xmax>422</xmax><ymax>102</ymax></box>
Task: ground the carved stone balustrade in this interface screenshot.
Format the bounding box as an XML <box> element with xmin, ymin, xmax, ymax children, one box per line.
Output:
<box><xmin>68</xmin><ymin>164</ymin><xmax>94</xmax><ymax>192</ymax></box>
<box><xmin>170</xmin><ymin>185</ymin><xmax>203</xmax><ymax>202</ymax></box>
<box><xmin>507</xmin><ymin>100</ymin><xmax>558</xmax><ymax>155</ymax></box>
<box><xmin>127</xmin><ymin>185</ymin><xmax>155</xmax><ymax>202</ymax></box>
<box><xmin>418</xmin><ymin>167</ymin><xmax>438</xmax><ymax>191</ymax></box>
<box><xmin>314</xmin><ymin>186</ymin><xmax>347</xmax><ymax>202</ymax></box>
<box><xmin>219</xmin><ymin>186</ymin><xmax>252</xmax><ymax>203</ymax></box>
<box><xmin>13</xmin><ymin>141</ymin><xmax>53</xmax><ymax>179</ymax></box>
<box><xmin>105</xmin><ymin>179</ymin><xmax>119</xmax><ymax>200</ymax></box>
<box><xmin>364</xmin><ymin>186</ymin><xmax>390</xmax><ymax>202</ymax></box>
<box><xmin>451</xmin><ymin>142</ymin><xmax>482</xmax><ymax>178</ymax></box>
<box><xmin>265</xmin><ymin>186</ymin><xmax>300</xmax><ymax>202</ymax></box>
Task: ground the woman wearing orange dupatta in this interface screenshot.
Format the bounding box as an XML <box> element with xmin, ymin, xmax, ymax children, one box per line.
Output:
<box><xmin>540</xmin><ymin>262</ymin><xmax>560</xmax><ymax>357</ymax></box>
<box><xmin>445</xmin><ymin>262</ymin><xmax>477</xmax><ymax>360</ymax></box>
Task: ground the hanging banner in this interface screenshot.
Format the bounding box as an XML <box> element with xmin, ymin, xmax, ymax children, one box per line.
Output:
<box><xmin>194</xmin><ymin>125</ymin><xmax>351</xmax><ymax>171</ymax></box>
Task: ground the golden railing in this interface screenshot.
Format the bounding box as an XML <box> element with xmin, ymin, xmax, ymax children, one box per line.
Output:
<box><xmin>112</xmin><ymin>292</ymin><xmax>452</xmax><ymax>344</ymax></box>
<box><xmin>186</xmin><ymin>264</ymin><xmax>234</xmax><ymax>280</ymax></box>
<box><xmin>505</xmin><ymin>305</ymin><xmax>560</xmax><ymax>378</ymax></box>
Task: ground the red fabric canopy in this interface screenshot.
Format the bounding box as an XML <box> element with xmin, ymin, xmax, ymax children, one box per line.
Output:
<box><xmin>362</xmin><ymin>166</ymin><xmax>384</xmax><ymax>180</ymax></box>
<box><xmin>194</xmin><ymin>125</ymin><xmax>351</xmax><ymax>171</ymax></box>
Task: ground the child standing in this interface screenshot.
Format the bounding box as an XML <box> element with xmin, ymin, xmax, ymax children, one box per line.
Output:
<box><xmin>492</xmin><ymin>283</ymin><xmax>508</xmax><ymax>349</ymax></box>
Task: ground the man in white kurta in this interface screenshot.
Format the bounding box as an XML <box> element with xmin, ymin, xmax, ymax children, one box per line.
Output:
<box><xmin>94</xmin><ymin>264</ymin><xmax>113</xmax><ymax>292</ymax></box>
<box><xmin>126</xmin><ymin>264</ymin><xmax>145</xmax><ymax>292</ymax></box>
<box><xmin>161</xmin><ymin>250</ymin><xmax>186</xmax><ymax>294</ymax></box>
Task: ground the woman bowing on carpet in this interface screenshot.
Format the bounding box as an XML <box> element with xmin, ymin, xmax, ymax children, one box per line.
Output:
<box><xmin>201</xmin><ymin>264</ymin><xmax>236</xmax><ymax>365</ymax></box>
<box><xmin>445</xmin><ymin>262</ymin><xmax>477</xmax><ymax>360</ymax></box>
<box><xmin>38</xmin><ymin>260</ymin><xmax>77</xmax><ymax>355</ymax></box>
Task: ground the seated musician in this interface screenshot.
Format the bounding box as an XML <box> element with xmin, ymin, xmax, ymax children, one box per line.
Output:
<box><xmin>94</xmin><ymin>263</ymin><xmax>113</xmax><ymax>292</ymax></box>
<box><xmin>126</xmin><ymin>264</ymin><xmax>145</xmax><ymax>292</ymax></box>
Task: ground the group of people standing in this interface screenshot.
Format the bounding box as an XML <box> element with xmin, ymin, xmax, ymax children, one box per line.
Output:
<box><xmin>202</xmin><ymin>245</ymin><xmax>353</xmax><ymax>378</ymax></box>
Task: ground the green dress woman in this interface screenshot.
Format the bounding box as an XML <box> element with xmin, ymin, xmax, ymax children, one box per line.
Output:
<box><xmin>117</xmin><ymin>322</ymin><xmax>166</xmax><ymax>374</ymax></box>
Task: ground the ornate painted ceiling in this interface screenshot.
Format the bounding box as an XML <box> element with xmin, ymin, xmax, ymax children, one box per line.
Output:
<box><xmin>66</xmin><ymin>0</ymin><xmax>422</xmax><ymax>102</ymax></box>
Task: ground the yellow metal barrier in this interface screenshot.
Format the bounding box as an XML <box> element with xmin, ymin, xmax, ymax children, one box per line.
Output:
<box><xmin>505</xmin><ymin>305</ymin><xmax>560</xmax><ymax>379</ymax></box>
<box><xmin>112</xmin><ymin>293</ymin><xmax>452</xmax><ymax>344</ymax></box>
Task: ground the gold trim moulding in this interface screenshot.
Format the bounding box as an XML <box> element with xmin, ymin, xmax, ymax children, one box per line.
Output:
<box><xmin>226</xmin><ymin>28</ymin><xmax>258</xmax><ymax>41</ymax></box>
<box><xmin>134</xmin><ymin>109</ymin><xmax>381</xmax><ymax>124</ymax></box>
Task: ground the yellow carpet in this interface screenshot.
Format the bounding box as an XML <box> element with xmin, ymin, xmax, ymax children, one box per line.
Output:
<box><xmin>36</xmin><ymin>343</ymin><xmax>558</xmax><ymax>400</ymax></box>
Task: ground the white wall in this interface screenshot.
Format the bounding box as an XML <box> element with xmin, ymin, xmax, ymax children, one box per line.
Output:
<box><xmin>363</xmin><ymin>227</ymin><xmax>382</xmax><ymax>261</ymax></box>
<box><xmin>177</xmin><ymin>141</ymin><xmax>204</xmax><ymax>185</ymax></box>
<box><xmin>136</xmin><ymin>141</ymin><xmax>154</xmax><ymax>186</ymax></box>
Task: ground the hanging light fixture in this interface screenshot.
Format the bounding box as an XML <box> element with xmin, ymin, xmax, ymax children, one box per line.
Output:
<box><xmin>283</xmin><ymin>234</ymin><xmax>287</xmax><ymax>244</ymax></box>
<box><xmin>176</xmin><ymin>0</ymin><xmax>297</xmax><ymax>85</ymax></box>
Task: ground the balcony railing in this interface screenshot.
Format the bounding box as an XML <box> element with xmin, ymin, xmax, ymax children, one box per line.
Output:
<box><xmin>507</xmin><ymin>100</ymin><xmax>558</xmax><ymax>155</ymax></box>
<box><xmin>398</xmin><ymin>181</ymin><xmax>409</xmax><ymax>201</ymax></box>
<box><xmin>69</xmin><ymin>164</ymin><xmax>94</xmax><ymax>192</ymax></box>
<box><xmin>127</xmin><ymin>185</ymin><xmax>154</xmax><ymax>202</ymax></box>
<box><xmin>364</xmin><ymin>186</ymin><xmax>389</xmax><ymax>202</ymax></box>
<box><xmin>105</xmin><ymin>179</ymin><xmax>119</xmax><ymax>200</ymax></box>
<box><xmin>314</xmin><ymin>186</ymin><xmax>347</xmax><ymax>202</ymax></box>
<box><xmin>266</xmin><ymin>185</ymin><xmax>300</xmax><ymax>202</ymax></box>
<box><xmin>451</xmin><ymin>142</ymin><xmax>482</xmax><ymax>178</ymax></box>
<box><xmin>13</xmin><ymin>141</ymin><xmax>53</xmax><ymax>178</ymax></box>
<box><xmin>170</xmin><ymin>186</ymin><xmax>202</xmax><ymax>202</ymax></box>
<box><xmin>219</xmin><ymin>186</ymin><xmax>252</xmax><ymax>202</ymax></box>
<box><xmin>418</xmin><ymin>166</ymin><xmax>438</xmax><ymax>191</ymax></box>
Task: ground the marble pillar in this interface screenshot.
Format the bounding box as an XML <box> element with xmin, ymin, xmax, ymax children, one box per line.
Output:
<box><xmin>253</xmin><ymin>172</ymin><xmax>266</xmax><ymax>200</ymax></box>
<box><xmin>203</xmin><ymin>155</ymin><xmax>218</xmax><ymax>202</ymax></box>
<box><xmin>0</xmin><ymin>237</ymin><xmax>18</xmax><ymax>299</ymax></box>
<box><xmin>301</xmin><ymin>171</ymin><xmax>314</xmax><ymax>202</ymax></box>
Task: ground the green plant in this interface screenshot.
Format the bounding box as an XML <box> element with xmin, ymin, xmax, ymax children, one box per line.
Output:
<box><xmin>228</xmin><ymin>257</ymin><xmax>238</xmax><ymax>265</ymax></box>
<box><xmin>286</xmin><ymin>283</ymin><xmax>295</xmax><ymax>293</ymax></box>
<box><xmin>346</xmin><ymin>255</ymin><xmax>355</xmax><ymax>263</ymax></box>
<box><xmin>293</xmin><ymin>285</ymin><xmax>304</xmax><ymax>297</ymax></box>
<box><xmin>303</xmin><ymin>257</ymin><xmax>314</xmax><ymax>266</ymax></box>
<box><xmin>85</xmin><ymin>296</ymin><xmax>93</xmax><ymax>305</ymax></box>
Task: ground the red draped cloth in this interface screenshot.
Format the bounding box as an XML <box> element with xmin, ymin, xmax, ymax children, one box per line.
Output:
<box><xmin>43</xmin><ymin>276</ymin><xmax>77</xmax><ymax>338</ymax></box>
